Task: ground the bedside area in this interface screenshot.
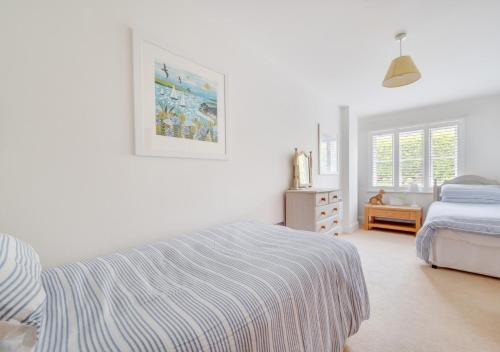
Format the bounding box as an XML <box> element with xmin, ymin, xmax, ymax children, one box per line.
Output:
<box><xmin>363</xmin><ymin>204</ymin><xmax>423</xmax><ymax>234</ymax></box>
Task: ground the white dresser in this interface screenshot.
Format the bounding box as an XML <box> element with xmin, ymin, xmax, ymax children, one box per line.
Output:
<box><xmin>285</xmin><ymin>188</ymin><xmax>343</xmax><ymax>236</ymax></box>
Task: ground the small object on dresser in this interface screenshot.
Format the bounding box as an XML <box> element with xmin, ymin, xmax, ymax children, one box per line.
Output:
<box><xmin>368</xmin><ymin>189</ymin><xmax>385</xmax><ymax>205</ymax></box>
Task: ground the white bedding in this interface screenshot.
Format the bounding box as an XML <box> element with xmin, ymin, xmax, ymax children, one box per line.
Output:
<box><xmin>426</xmin><ymin>201</ymin><xmax>500</xmax><ymax>221</ymax></box>
<box><xmin>419</xmin><ymin>202</ymin><xmax>500</xmax><ymax>277</ymax></box>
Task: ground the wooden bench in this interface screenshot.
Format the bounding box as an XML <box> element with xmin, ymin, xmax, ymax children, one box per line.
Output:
<box><xmin>363</xmin><ymin>204</ymin><xmax>423</xmax><ymax>234</ymax></box>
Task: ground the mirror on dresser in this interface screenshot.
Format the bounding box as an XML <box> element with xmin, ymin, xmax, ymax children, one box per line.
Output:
<box><xmin>291</xmin><ymin>148</ymin><xmax>312</xmax><ymax>189</ymax></box>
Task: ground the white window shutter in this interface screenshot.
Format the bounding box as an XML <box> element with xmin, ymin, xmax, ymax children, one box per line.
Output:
<box><xmin>372</xmin><ymin>134</ymin><xmax>394</xmax><ymax>187</ymax></box>
<box><xmin>429</xmin><ymin>125</ymin><xmax>458</xmax><ymax>185</ymax></box>
<box><xmin>399</xmin><ymin>130</ymin><xmax>424</xmax><ymax>187</ymax></box>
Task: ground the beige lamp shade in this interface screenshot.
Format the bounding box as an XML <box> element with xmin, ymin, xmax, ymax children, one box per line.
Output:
<box><xmin>382</xmin><ymin>55</ymin><xmax>421</xmax><ymax>88</ymax></box>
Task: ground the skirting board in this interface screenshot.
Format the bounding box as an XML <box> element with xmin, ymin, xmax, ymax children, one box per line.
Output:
<box><xmin>343</xmin><ymin>221</ymin><xmax>359</xmax><ymax>233</ymax></box>
<box><xmin>358</xmin><ymin>216</ymin><xmax>364</xmax><ymax>225</ymax></box>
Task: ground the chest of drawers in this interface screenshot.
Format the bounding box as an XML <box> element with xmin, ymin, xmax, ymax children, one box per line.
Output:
<box><xmin>285</xmin><ymin>189</ymin><xmax>343</xmax><ymax>236</ymax></box>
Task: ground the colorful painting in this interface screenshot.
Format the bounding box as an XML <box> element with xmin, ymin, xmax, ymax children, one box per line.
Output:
<box><xmin>133</xmin><ymin>30</ymin><xmax>227</xmax><ymax>159</ymax></box>
<box><xmin>154</xmin><ymin>61</ymin><xmax>218</xmax><ymax>143</ymax></box>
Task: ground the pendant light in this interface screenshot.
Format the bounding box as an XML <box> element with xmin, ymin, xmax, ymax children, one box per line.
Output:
<box><xmin>382</xmin><ymin>32</ymin><xmax>421</xmax><ymax>88</ymax></box>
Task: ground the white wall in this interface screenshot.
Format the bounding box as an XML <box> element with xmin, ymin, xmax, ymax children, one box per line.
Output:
<box><xmin>339</xmin><ymin>107</ymin><xmax>359</xmax><ymax>232</ymax></box>
<box><xmin>358</xmin><ymin>94</ymin><xmax>500</xmax><ymax>222</ymax></box>
<box><xmin>0</xmin><ymin>0</ymin><xmax>340</xmax><ymax>267</ymax></box>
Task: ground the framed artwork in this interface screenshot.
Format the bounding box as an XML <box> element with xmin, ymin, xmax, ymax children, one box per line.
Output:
<box><xmin>133</xmin><ymin>30</ymin><xmax>228</xmax><ymax>159</ymax></box>
<box><xmin>318</xmin><ymin>124</ymin><xmax>338</xmax><ymax>175</ymax></box>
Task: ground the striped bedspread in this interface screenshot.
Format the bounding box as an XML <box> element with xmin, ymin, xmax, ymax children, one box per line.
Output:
<box><xmin>36</xmin><ymin>222</ymin><xmax>369</xmax><ymax>352</ymax></box>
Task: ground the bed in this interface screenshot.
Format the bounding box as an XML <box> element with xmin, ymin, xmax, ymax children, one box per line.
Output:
<box><xmin>416</xmin><ymin>175</ymin><xmax>500</xmax><ymax>278</ymax></box>
<box><xmin>1</xmin><ymin>222</ymin><xmax>370</xmax><ymax>352</ymax></box>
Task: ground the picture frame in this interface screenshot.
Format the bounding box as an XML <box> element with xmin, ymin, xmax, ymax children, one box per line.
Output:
<box><xmin>318</xmin><ymin>124</ymin><xmax>338</xmax><ymax>175</ymax></box>
<box><xmin>133</xmin><ymin>30</ymin><xmax>228</xmax><ymax>159</ymax></box>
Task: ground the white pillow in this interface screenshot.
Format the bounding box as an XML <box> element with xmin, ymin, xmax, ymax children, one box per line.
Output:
<box><xmin>0</xmin><ymin>234</ymin><xmax>46</xmax><ymax>350</ymax></box>
<box><xmin>441</xmin><ymin>184</ymin><xmax>500</xmax><ymax>204</ymax></box>
<box><xmin>0</xmin><ymin>321</ymin><xmax>37</xmax><ymax>352</ymax></box>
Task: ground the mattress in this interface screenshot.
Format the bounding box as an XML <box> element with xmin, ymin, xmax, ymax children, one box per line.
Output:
<box><xmin>418</xmin><ymin>201</ymin><xmax>500</xmax><ymax>277</ymax></box>
<box><xmin>417</xmin><ymin>201</ymin><xmax>500</xmax><ymax>261</ymax></box>
<box><xmin>430</xmin><ymin>229</ymin><xmax>500</xmax><ymax>277</ymax></box>
<box><xmin>432</xmin><ymin>228</ymin><xmax>500</xmax><ymax>248</ymax></box>
<box><xmin>35</xmin><ymin>222</ymin><xmax>370</xmax><ymax>352</ymax></box>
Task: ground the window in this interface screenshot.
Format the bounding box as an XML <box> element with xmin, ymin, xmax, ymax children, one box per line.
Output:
<box><xmin>429</xmin><ymin>125</ymin><xmax>458</xmax><ymax>185</ymax></box>
<box><xmin>399</xmin><ymin>130</ymin><xmax>424</xmax><ymax>187</ymax></box>
<box><xmin>370</xmin><ymin>122</ymin><xmax>461</xmax><ymax>190</ymax></box>
<box><xmin>372</xmin><ymin>134</ymin><xmax>394</xmax><ymax>187</ymax></box>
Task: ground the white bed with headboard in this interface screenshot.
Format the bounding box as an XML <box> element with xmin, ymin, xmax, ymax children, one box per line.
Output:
<box><xmin>418</xmin><ymin>175</ymin><xmax>500</xmax><ymax>278</ymax></box>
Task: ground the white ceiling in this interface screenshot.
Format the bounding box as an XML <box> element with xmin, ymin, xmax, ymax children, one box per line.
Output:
<box><xmin>213</xmin><ymin>0</ymin><xmax>500</xmax><ymax>116</ymax></box>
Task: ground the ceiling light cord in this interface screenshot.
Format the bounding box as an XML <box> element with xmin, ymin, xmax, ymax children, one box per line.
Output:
<box><xmin>399</xmin><ymin>38</ymin><xmax>403</xmax><ymax>57</ymax></box>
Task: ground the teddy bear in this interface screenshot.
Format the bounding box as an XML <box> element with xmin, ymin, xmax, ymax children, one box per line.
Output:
<box><xmin>368</xmin><ymin>189</ymin><xmax>385</xmax><ymax>205</ymax></box>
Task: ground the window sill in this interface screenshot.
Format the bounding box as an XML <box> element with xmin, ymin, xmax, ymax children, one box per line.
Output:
<box><xmin>367</xmin><ymin>189</ymin><xmax>433</xmax><ymax>195</ymax></box>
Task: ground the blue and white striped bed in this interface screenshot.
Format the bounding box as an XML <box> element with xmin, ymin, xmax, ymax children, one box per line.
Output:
<box><xmin>4</xmin><ymin>222</ymin><xmax>370</xmax><ymax>351</ymax></box>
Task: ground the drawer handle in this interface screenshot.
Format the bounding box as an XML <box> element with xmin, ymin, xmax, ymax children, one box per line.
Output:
<box><xmin>333</xmin><ymin>208</ymin><xmax>338</xmax><ymax>211</ymax></box>
<box><xmin>321</xmin><ymin>197</ymin><xmax>326</xmax><ymax>202</ymax></box>
<box><xmin>320</xmin><ymin>225</ymin><xmax>326</xmax><ymax>230</ymax></box>
<box><xmin>320</xmin><ymin>211</ymin><xmax>326</xmax><ymax>216</ymax></box>
<box><xmin>333</xmin><ymin>195</ymin><xmax>338</xmax><ymax>199</ymax></box>
<box><xmin>334</xmin><ymin>232</ymin><xmax>339</xmax><ymax>236</ymax></box>
<box><xmin>333</xmin><ymin>220</ymin><xmax>338</xmax><ymax>224</ymax></box>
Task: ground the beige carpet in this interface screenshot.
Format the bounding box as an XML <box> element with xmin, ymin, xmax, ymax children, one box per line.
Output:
<box><xmin>340</xmin><ymin>229</ymin><xmax>500</xmax><ymax>352</ymax></box>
